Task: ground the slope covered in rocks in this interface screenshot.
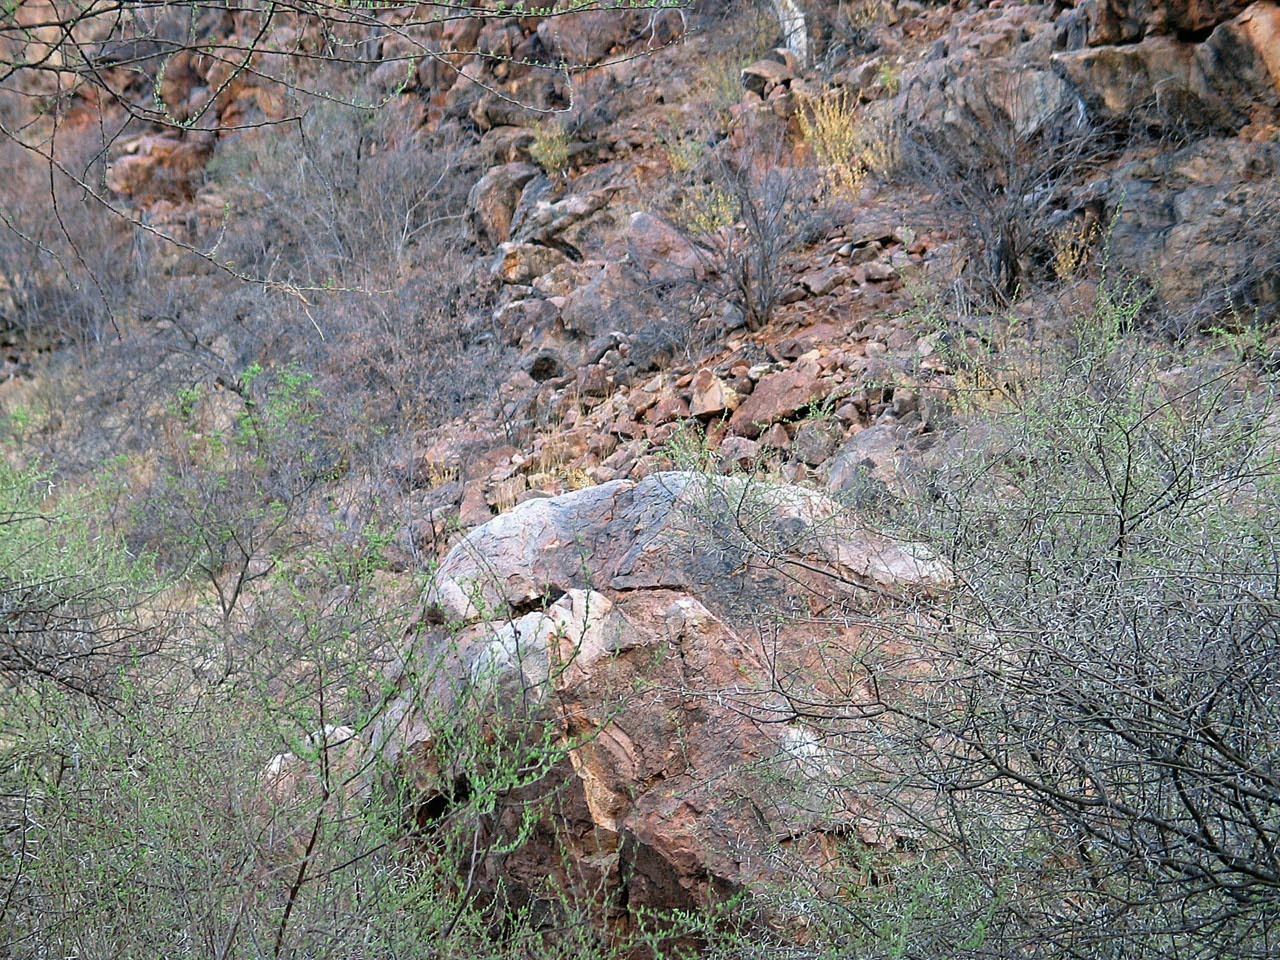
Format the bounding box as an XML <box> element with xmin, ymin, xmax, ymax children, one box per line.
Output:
<box><xmin>0</xmin><ymin>0</ymin><xmax>1277</xmax><ymax>957</ymax></box>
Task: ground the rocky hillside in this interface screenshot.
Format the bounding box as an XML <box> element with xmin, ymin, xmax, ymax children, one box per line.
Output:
<box><xmin>0</xmin><ymin>0</ymin><xmax>1278</xmax><ymax>957</ymax></box>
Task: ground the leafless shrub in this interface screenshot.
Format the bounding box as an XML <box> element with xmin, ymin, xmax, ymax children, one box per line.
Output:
<box><xmin>679</xmin><ymin>298</ymin><xmax>1280</xmax><ymax>957</ymax></box>
<box><xmin>207</xmin><ymin>97</ymin><xmax>477</xmax><ymax>287</ymax></box>
<box><xmin>899</xmin><ymin>72</ymin><xmax>1114</xmax><ymax>307</ymax></box>
<box><xmin>644</xmin><ymin>136</ymin><xmax>842</xmax><ymax>336</ymax></box>
<box><xmin>0</xmin><ymin>119</ymin><xmax>146</xmax><ymax>351</ymax></box>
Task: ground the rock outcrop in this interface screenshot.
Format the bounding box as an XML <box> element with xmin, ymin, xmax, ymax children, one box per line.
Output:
<box><xmin>469</xmin><ymin>161</ymin><xmax>541</xmax><ymax>246</ymax></box>
<box><xmin>370</xmin><ymin>473</ymin><xmax>948</xmax><ymax>924</ymax></box>
<box><xmin>1054</xmin><ymin>0</ymin><xmax>1280</xmax><ymax>130</ymax></box>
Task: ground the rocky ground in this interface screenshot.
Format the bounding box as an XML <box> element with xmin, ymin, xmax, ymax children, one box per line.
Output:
<box><xmin>383</xmin><ymin>0</ymin><xmax>1279</xmax><ymax>566</ymax></box>
<box><xmin>1</xmin><ymin>0</ymin><xmax>1278</xmax><ymax>953</ymax></box>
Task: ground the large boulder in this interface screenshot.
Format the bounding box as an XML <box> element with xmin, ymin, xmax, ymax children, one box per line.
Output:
<box><xmin>1092</xmin><ymin>137</ymin><xmax>1280</xmax><ymax>323</ymax></box>
<box><xmin>370</xmin><ymin>473</ymin><xmax>948</xmax><ymax>925</ymax></box>
<box><xmin>423</xmin><ymin>473</ymin><xmax>947</xmax><ymax>613</ymax></box>
<box><xmin>1084</xmin><ymin>0</ymin><xmax>1253</xmax><ymax>44</ymax></box>
<box><xmin>107</xmin><ymin>133</ymin><xmax>212</xmax><ymax>203</ymax></box>
<box><xmin>625</xmin><ymin>212</ymin><xmax>707</xmax><ymax>285</ymax></box>
<box><xmin>468</xmin><ymin>162</ymin><xmax>540</xmax><ymax>246</ymax></box>
<box><xmin>728</xmin><ymin>357</ymin><xmax>834</xmax><ymax>438</ymax></box>
<box><xmin>559</xmin><ymin>260</ymin><xmax>652</xmax><ymax>341</ymax></box>
<box><xmin>1054</xmin><ymin>1</ymin><xmax>1280</xmax><ymax>130</ymax></box>
<box><xmin>492</xmin><ymin>241</ymin><xmax>569</xmax><ymax>285</ymax></box>
<box><xmin>536</xmin><ymin>10</ymin><xmax>646</xmax><ymax>66</ymax></box>
<box><xmin>897</xmin><ymin>58</ymin><xmax>1081</xmax><ymax>170</ymax></box>
<box><xmin>826</xmin><ymin>423</ymin><xmax>914</xmax><ymax>500</ymax></box>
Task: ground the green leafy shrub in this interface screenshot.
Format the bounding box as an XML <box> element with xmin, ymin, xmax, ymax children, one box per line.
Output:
<box><xmin>530</xmin><ymin>119</ymin><xmax>571</xmax><ymax>178</ymax></box>
<box><xmin>0</xmin><ymin>464</ymin><xmax>157</xmax><ymax>700</ymax></box>
<box><xmin>0</xmin><ymin>458</ymin><xmax>716</xmax><ymax>958</ymax></box>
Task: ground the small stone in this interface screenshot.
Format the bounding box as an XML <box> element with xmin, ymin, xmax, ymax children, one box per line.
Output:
<box><xmin>644</xmin><ymin>395</ymin><xmax>690</xmax><ymax>426</ymax></box>
<box><xmin>611</xmin><ymin>418</ymin><xmax>642</xmax><ymax>438</ymax></box>
<box><xmin>863</xmin><ymin>261</ymin><xmax>899</xmax><ymax>283</ymax></box>
<box><xmin>643</xmin><ymin>424</ymin><xmax>672</xmax><ymax>446</ymax></box>
<box><xmin>690</xmin><ymin>369</ymin><xmax>741</xmax><ymax>419</ymax></box>
<box><xmin>887</xmin><ymin>328</ymin><xmax>913</xmax><ymax>350</ymax></box>
<box><xmin>588</xmin><ymin>432</ymin><xmax>619</xmax><ymax>458</ymax></box>
<box><xmin>718</xmin><ymin>435</ymin><xmax>760</xmax><ymax>471</ymax></box>
<box><xmin>850</xmin><ymin>241</ymin><xmax>884</xmax><ymax>265</ymax></box>
<box><xmin>721</xmin><ymin>305</ymin><xmax>748</xmax><ymax>331</ymax></box>
<box><xmin>759</xmin><ymin>422</ymin><xmax>791</xmax><ymax>450</ymax></box>
<box><xmin>801</xmin><ymin>266</ymin><xmax>848</xmax><ymax>297</ymax></box>
<box><xmin>826</xmin><ymin>424</ymin><xmax>908</xmax><ymax>495</ymax></box>
<box><xmin>791</xmin><ymin>420</ymin><xmax>842</xmax><ymax>466</ymax></box>
<box><xmin>576</xmin><ymin>363</ymin><xmax>612</xmax><ymax>397</ymax></box>
<box><xmin>834</xmin><ymin>402</ymin><xmax>861</xmax><ymax>424</ymax></box>
<box><xmin>627</xmin><ymin>212</ymin><xmax>705</xmax><ymax>283</ymax></box>
<box><xmin>893</xmin><ymin>388</ymin><xmax>919</xmax><ymax>417</ymax></box>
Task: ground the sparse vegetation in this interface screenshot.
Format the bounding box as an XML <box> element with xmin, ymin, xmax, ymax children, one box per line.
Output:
<box><xmin>797</xmin><ymin>87</ymin><xmax>868</xmax><ymax>197</ymax></box>
<box><xmin>834</xmin><ymin>0</ymin><xmax>895</xmax><ymax>50</ymax></box>
<box><xmin>2</xmin><ymin>0</ymin><xmax>1277</xmax><ymax>956</ymax></box>
<box><xmin>654</xmin><ymin>135</ymin><xmax>843</xmax><ymax>333</ymax></box>
<box><xmin>898</xmin><ymin>73</ymin><xmax>1113</xmax><ymax>306</ymax></box>
<box><xmin>677</xmin><ymin>280</ymin><xmax>1280</xmax><ymax>959</ymax></box>
<box><xmin>530</xmin><ymin>120</ymin><xmax>572</xmax><ymax>178</ymax></box>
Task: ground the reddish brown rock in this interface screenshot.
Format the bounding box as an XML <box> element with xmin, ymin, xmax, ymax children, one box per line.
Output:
<box><xmin>1240</xmin><ymin>2</ymin><xmax>1280</xmax><ymax>88</ymax></box>
<box><xmin>863</xmin><ymin>260</ymin><xmax>899</xmax><ymax>283</ymax></box>
<box><xmin>459</xmin><ymin>480</ymin><xmax>495</xmax><ymax>527</ymax></box>
<box><xmin>536</xmin><ymin>9</ymin><xmax>646</xmax><ymax>66</ymax></box>
<box><xmin>759</xmin><ymin>422</ymin><xmax>792</xmax><ymax>450</ymax></box>
<box><xmin>1087</xmin><ymin>0</ymin><xmax>1252</xmax><ymax>45</ymax></box>
<box><xmin>609</xmin><ymin>417</ymin><xmax>643</xmax><ymax>439</ymax></box>
<box><xmin>728</xmin><ymin>358</ymin><xmax>835</xmax><ymax>438</ymax></box>
<box><xmin>469</xmin><ymin>161</ymin><xmax>541</xmax><ymax>246</ymax></box>
<box><xmin>107</xmin><ymin>135</ymin><xmax>212</xmax><ymax>204</ymax></box>
<box><xmin>372</xmin><ymin>474</ymin><xmax>950</xmax><ymax>925</ymax></box>
<box><xmin>575</xmin><ymin>363</ymin><xmax>612</xmax><ymax>398</ymax></box>
<box><xmin>1057</xmin><ymin>1</ymin><xmax>1280</xmax><ymax>127</ymax></box>
<box><xmin>799</xmin><ymin>266</ymin><xmax>849</xmax><ymax>297</ymax></box>
<box><xmin>689</xmin><ymin>369</ymin><xmax>740</xmax><ymax>419</ymax></box>
<box><xmin>534</xmin><ymin>430</ymin><xmax>592</xmax><ymax>472</ymax></box>
<box><xmin>791</xmin><ymin>420</ymin><xmax>842</xmax><ymax>466</ymax></box>
<box><xmin>494</xmin><ymin>242</ymin><xmax>569</xmax><ymax>285</ymax></box>
<box><xmin>588</xmin><ymin>432</ymin><xmax>619</xmax><ymax>459</ymax></box>
<box><xmin>626</xmin><ymin>212</ymin><xmax>706</xmax><ymax>283</ymax></box>
<box><xmin>718</xmin><ymin>435</ymin><xmax>760</xmax><ymax>470</ymax></box>
<box><xmin>644</xmin><ymin>394</ymin><xmax>690</xmax><ymax>426</ymax></box>
<box><xmin>826</xmin><ymin>423</ymin><xmax>913</xmax><ymax>497</ymax></box>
